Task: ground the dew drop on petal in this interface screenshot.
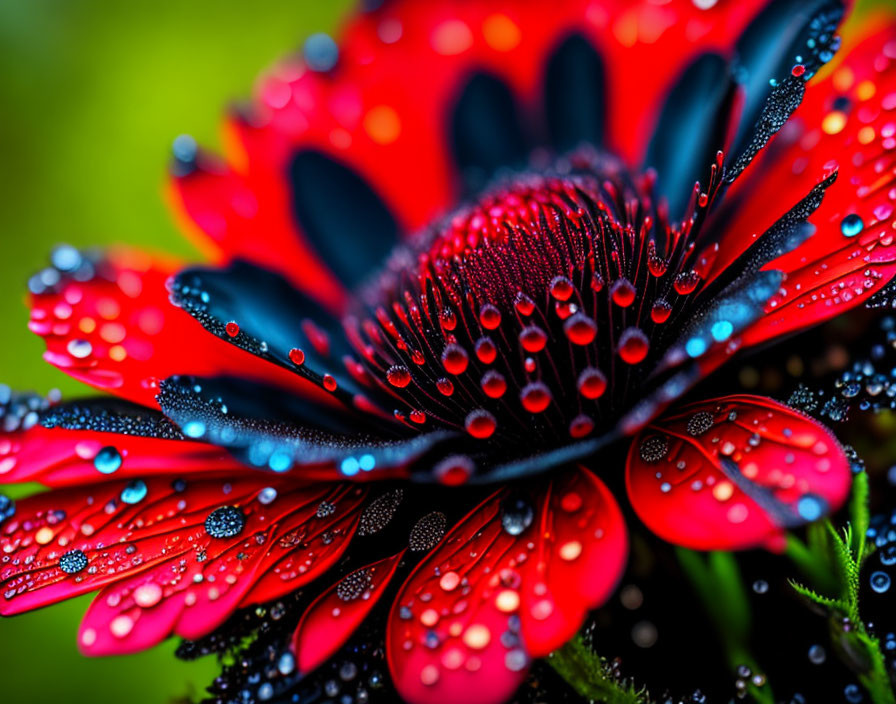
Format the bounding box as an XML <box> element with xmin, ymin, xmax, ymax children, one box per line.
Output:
<box><xmin>618</xmin><ymin>328</ymin><xmax>649</xmax><ymax>364</ymax></box>
<box><xmin>840</xmin><ymin>213</ymin><xmax>864</xmax><ymax>237</ymax></box>
<box><xmin>120</xmin><ymin>480</ymin><xmax>147</xmax><ymax>505</ymax></box>
<box><xmin>58</xmin><ymin>549</ymin><xmax>88</xmax><ymax>575</ymax></box>
<box><xmin>386</xmin><ymin>365</ymin><xmax>412</xmax><ymax>388</ymax></box>
<box><xmin>500</xmin><ymin>495</ymin><xmax>534</xmax><ymax>536</ymax></box>
<box><xmin>204</xmin><ymin>506</ymin><xmax>246</xmax><ymax>538</ymax></box>
<box><xmin>93</xmin><ymin>446</ymin><xmax>122</xmax><ymax>474</ymax></box>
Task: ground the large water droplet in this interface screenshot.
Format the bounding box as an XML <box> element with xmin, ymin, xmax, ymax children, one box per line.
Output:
<box><xmin>94</xmin><ymin>446</ymin><xmax>122</xmax><ymax>474</ymax></box>
<box><xmin>840</xmin><ymin>213</ymin><xmax>864</xmax><ymax>238</ymax></box>
<box><xmin>386</xmin><ymin>365</ymin><xmax>412</xmax><ymax>388</ymax></box>
<box><xmin>501</xmin><ymin>495</ymin><xmax>534</xmax><ymax>536</ymax></box>
<box><xmin>205</xmin><ymin>506</ymin><xmax>246</xmax><ymax>538</ymax></box>
<box><xmin>120</xmin><ymin>480</ymin><xmax>147</xmax><ymax>505</ymax></box>
<box><xmin>870</xmin><ymin>570</ymin><xmax>891</xmax><ymax>593</ymax></box>
<box><xmin>59</xmin><ymin>549</ymin><xmax>89</xmax><ymax>574</ymax></box>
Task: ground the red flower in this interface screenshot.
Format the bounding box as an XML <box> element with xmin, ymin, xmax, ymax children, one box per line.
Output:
<box><xmin>3</xmin><ymin>1</ymin><xmax>896</xmax><ymax>702</ymax></box>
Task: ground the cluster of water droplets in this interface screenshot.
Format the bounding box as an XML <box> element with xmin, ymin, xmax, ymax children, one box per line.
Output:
<box><xmin>353</xmin><ymin>157</ymin><xmax>733</xmax><ymax>467</ymax></box>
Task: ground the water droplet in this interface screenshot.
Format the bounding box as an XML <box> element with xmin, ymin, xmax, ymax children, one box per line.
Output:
<box><xmin>519</xmin><ymin>325</ymin><xmax>548</xmax><ymax>353</ymax></box>
<box><xmin>439</xmin><ymin>571</ymin><xmax>461</xmax><ymax>592</ymax></box>
<box><xmin>796</xmin><ymin>494</ymin><xmax>825</xmax><ymax>522</ymax></box>
<box><xmin>433</xmin><ymin>455</ymin><xmax>474</xmax><ymax>486</ymax></box>
<box><xmin>711</xmin><ymin>320</ymin><xmax>734</xmax><ymax>342</ymax></box>
<box><xmin>475</xmin><ymin>337</ymin><xmax>497</xmax><ymax>364</ymax></box>
<box><xmin>870</xmin><ymin>570</ymin><xmax>891</xmax><ymax>593</ymax></box>
<box><xmin>564</xmin><ymin>313</ymin><xmax>597</xmax><ymax>345</ymax></box>
<box><xmin>278</xmin><ymin>652</ymin><xmax>296</xmax><ymax>676</ymax></box>
<box><xmin>183</xmin><ymin>421</ymin><xmax>206</xmax><ymax>438</ymax></box>
<box><xmin>337</xmin><ymin>569</ymin><xmax>373</xmax><ymax>601</ymax></box>
<box><xmin>639</xmin><ymin>435</ymin><xmax>668</xmax><ymax>463</ymax></box>
<box><xmin>479</xmin><ymin>303</ymin><xmax>501</xmax><ymax>329</ymax></box>
<box><xmin>441</xmin><ymin>344</ymin><xmax>469</xmax><ymax>374</ymax></box>
<box><xmin>808</xmin><ymin>644</ymin><xmax>826</xmax><ymax>664</ymax></box>
<box><xmin>651</xmin><ymin>299</ymin><xmax>672</xmax><ymax>323</ymax></box>
<box><xmin>514</xmin><ymin>292</ymin><xmax>535</xmax><ymax>316</ymax></box>
<box><xmin>59</xmin><ymin>549</ymin><xmax>88</xmax><ymax>574</ymax></box>
<box><xmin>225</xmin><ymin>321</ymin><xmax>240</xmax><ymax>338</ymax></box>
<box><xmin>505</xmin><ymin>649</ymin><xmax>528</xmax><ymax>671</ymax></box>
<box><xmin>569</xmin><ymin>414</ymin><xmax>594</xmax><ymax>438</ymax></box>
<box><xmin>409</xmin><ymin>511</ymin><xmax>447</xmax><ymax>551</ymax></box>
<box><xmin>386</xmin><ymin>365</ymin><xmax>412</xmax><ymax>388</ymax></box>
<box><xmin>559</xmin><ymin>540</ymin><xmax>583</xmax><ymax>561</ymax></box>
<box><xmin>618</xmin><ymin>327</ymin><xmax>649</xmax><ymax>364</ymax></box>
<box><xmin>465</xmin><ymin>409</ymin><xmax>497</xmax><ymax>439</ymax></box>
<box><xmin>289</xmin><ymin>348</ymin><xmax>305</xmax><ymax>366</ymax></box>
<box><xmin>94</xmin><ymin>446</ymin><xmax>122</xmax><ymax>474</ymax></box>
<box><xmin>687</xmin><ymin>412</ymin><xmax>714</xmax><ymax>436</ymax></box>
<box><xmin>436</xmin><ymin>377</ymin><xmax>454</xmax><ymax>396</ymax></box>
<box><xmin>134</xmin><ymin>582</ymin><xmax>163</xmax><ymax>608</ymax></box>
<box><xmin>501</xmin><ymin>495</ymin><xmax>534</xmax><ymax>535</ymax></box>
<box><xmin>205</xmin><ymin>506</ymin><xmax>246</xmax><ymax>538</ymax></box>
<box><xmin>259</xmin><ymin>487</ymin><xmax>278</xmax><ymax>505</ymax></box>
<box><xmin>610</xmin><ymin>278</ymin><xmax>636</xmax><ymax>307</ymax></box>
<box><xmin>841</xmin><ymin>213</ymin><xmax>864</xmax><ymax>237</ymax></box>
<box><xmin>577</xmin><ymin>367</ymin><xmax>607</xmax><ymax>399</ymax></box>
<box><xmin>303</xmin><ymin>32</ymin><xmax>339</xmax><ymax>72</ymax></box>
<box><xmin>120</xmin><ymin>480</ymin><xmax>147</xmax><ymax>504</ymax></box>
<box><xmin>0</xmin><ymin>494</ymin><xmax>14</xmax><ymax>525</ymax></box>
<box><xmin>520</xmin><ymin>381</ymin><xmax>551</xmax><ymax>413</ymax></box>
<box><xmin>481</xmin><ymin>370</ymin><xmax>507</xmax><ymax>398</ymax></box>
<box><xmin>549</xmin><ymin>276</ymin><xmax>574</xmax><ymax>301</ymax></box>
<box><xmin>65</xmin><ymin>338</ymin><xmax>92</xmax><ymax>360</ymax></box>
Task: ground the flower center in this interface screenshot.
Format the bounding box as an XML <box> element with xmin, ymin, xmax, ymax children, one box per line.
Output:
<box><xmin>347</xmin><ymin>154</ymin><xmax>721</xmax><ymax>453</ymax></box>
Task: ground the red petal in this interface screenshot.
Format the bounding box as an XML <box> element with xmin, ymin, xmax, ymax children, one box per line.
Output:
<box><xmin>167</xmin><ymin>155</ymin><xmax>349</xmax><ymax>313</ymax></box>
<box><xmin>170</xmin><ymin>1</ymin><xmax>770</xmax><ymax>304</ymax></box>
<box><xmin>1</xmin><ymin>477</ymin><xmax>273</xmax><ymax>614</ymax></box>
<box><xmin>292</xmin><ymin>551</ymin><xmax>405</xmax><ymax>673</ymax></box>
<box><xmin>707</xmin><ymin>20</ymin><xmax>896</xmax><ymax>345</ymax></box>
<box><xmin>28</xmin><ymin>248</ymin><xmax>333</xmax><ymax>407</ymax></box>
<box><xmin>0</xmin><ymin>477</ymin><xmax>363</xmax><ymax>616</ymax></box>
<box><xmin>0</xmin><ymin>422</ymin><xmax>241</xmax><ymax>487</ymax></box>
<box><xmin>387</xmin><ymin>467</ymin><xmax>626</xmax><ymax>704</ymax></box>
<box><xmin>625</xmin><ymin>395</ymin><xmax>852</xmax><ymax>551</ymax></box>
<box><xmin>76</xmin><ymin>483</ymin><xmax>364</xmax><ymax>655</ymax></box>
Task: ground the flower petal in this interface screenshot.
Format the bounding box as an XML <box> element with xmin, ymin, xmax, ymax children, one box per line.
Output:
<box><xmin>157</xmin><ymin>374</ymin><xmax>458</xmax><ymax>481</ymax></box>
<box><xmin>169</xmin><ymin>260</ymin><xmax>392</xmax><ymax>417</ymax></box>
<box><xmin>292</xmin><ymin>550</ymin><xmax>405</xmax><ymax>674</ymax></box>
<box><xmin>387</xmin><ymin>467</ymin><xmax>626</xmax><ymax>704</ymax></box>
<box><xmin>706</xmin><ymin>19</ymin><xmax>896</xmax><ymax>344</ymax></box>
<box><xmin>1</xmin><ymin>477</ymin><xmax>307</xmax><ymax>614</ymax></box>
<box><xmin>169</xmin><ymin>1</ymin><xmax>781</xmax><ymax>309</ymax></box>
<box><xmin>625</xmin><ymin>394</ymin><xmax>852</xmax><ymax>551</ymax></box>
<box><xmin>27</xmin><ymin>248</ymin><xmax>328</xmax><ymax>408</ymax></box>
<box><xmin>0</xmin><ymin>395</ymin><xmax>241</xmax><ymax>487</ymax></box>
<box><xmin>69</xmin><ymin>482</ymin><xmax>365</xmax><ymax>655</ymax></box>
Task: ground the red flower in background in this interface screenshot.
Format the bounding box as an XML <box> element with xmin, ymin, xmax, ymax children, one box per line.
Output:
<box><xmin>2</xmin><ymin>1</ymin><xmax>896</xmax><ymax>702</ymax></box>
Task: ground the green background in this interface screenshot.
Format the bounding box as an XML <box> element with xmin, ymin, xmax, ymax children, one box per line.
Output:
<box><xmin>0</xmin><ymin>2</ymin><xmax>348</xmax><ymax>702</ymax></box>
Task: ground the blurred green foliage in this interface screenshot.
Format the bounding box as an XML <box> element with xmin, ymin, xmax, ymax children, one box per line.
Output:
<box><xmin>0</xmin><ymin>2</ymin><xmax>347</xmax><ymax>702</ymax></box>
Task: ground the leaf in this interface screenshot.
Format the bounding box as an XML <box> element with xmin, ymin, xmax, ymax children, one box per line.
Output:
<box><xmin>848</xmin><ymin>470</ymin><xmax>870</xmax><ymax>564</ymax></box>
<box><xmin>788</xmin><ymin>579</ymin><xmax>849</xmax><ymax>613</ymax></box>
<box><xmin>549</xmin><ymin>636</ymin><xmax>651</xmax><ymax>704</ymax></box>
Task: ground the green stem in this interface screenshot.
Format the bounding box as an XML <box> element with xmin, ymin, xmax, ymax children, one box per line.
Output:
<box><xmin>852</xmin><ymin>630</ymin><xmax>896</xmax><ymax>704</ymax></box>
<box><xmin>548</xmin><ymin>635</ymin><xmax>649</xmax><ymax>704</ymax></box>
<box><xmin>676</xmin><ymin>548</ymin><xmax>774</xmax><ymax>704</ymax></box>
<box><xmin>784</xmin><ymin>533</ymin><xmax>837</xmax><ymax>595</ymax></box>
